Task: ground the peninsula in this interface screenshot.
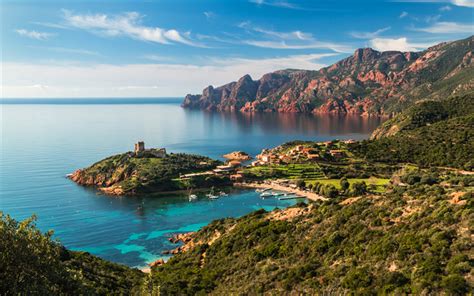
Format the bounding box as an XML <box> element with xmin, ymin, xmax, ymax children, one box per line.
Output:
<box><xmin>69</xmin><ymin>142</ymin><xmax>229</xmax><ymax>195</ymax></box>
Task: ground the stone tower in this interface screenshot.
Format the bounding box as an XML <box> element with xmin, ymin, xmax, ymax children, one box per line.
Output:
<box><xmin>134</xmin><ymin>141</ymin><xmax>145</xmax><ymax>153</ymax></box>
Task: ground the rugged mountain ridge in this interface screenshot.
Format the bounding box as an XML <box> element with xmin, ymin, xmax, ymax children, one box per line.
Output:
<box><xmin>182</xmin><ymin>35</ymin><xmax>474</xmax><ymax>116</ymax></box>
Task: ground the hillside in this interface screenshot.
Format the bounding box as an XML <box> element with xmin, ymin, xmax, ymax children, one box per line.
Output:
<box><xmin>70</xmin><ymin>151</ymin><xmax>223</xmax><ymax>195</ymax></box>
<box><xmin>182</xmin><ymin>35</ymin><xmax>474</xmax><ymax>116</ymax></box>
<box><xmin>371</xmin><ymin>93</ymin><xmax>474</xmax><ymax>139</ymax></box>
<box><xmin>0</xmin><ymin>213</ymin><xmax>144</xmax><ymax>295</ymax></box>
<box><xmin>352</xmin><ymin>94</ymin><xmax>474</xmax><ymax>170</ymax></box>
<box><xmin>150</xmin><ymin>95</ymin><xmax>474</xmax><ymax>294</ymax></box>
<box><xmin>150</xmin><ymin>170</ymin><xmax>473</xmax><ymax>295</ymax></box>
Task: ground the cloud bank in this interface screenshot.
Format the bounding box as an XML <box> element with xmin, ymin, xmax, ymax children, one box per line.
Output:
<box><xmin>369</xmin><ymin>37</ymin><xmax>436</xmax><ymax>51</ymax></box>
<box><xmin>1</xmin><ymin>53</ymin><xmax>336</xmax><ymax>98</ymax></box>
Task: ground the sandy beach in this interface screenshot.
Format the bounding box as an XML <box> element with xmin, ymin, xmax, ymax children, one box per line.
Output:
<box><xmin>234</xmin><ymin>182</ymin><xmax>327</xmax><ymax>202</ymax></box>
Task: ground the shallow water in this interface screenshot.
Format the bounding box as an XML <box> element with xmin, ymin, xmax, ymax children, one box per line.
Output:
<box><xmin>0</xmin><ymin>98</ymin><xmax>383</xmax><ymax>267</ymax></box>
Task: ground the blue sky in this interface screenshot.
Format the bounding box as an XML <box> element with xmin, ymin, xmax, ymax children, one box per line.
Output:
<box><xmin>1</xmin><ymin>0</ymin><xmax>473</xmax><ymax>97</ymax></box>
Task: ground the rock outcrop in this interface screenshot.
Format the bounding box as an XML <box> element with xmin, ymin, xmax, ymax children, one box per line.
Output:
<box><xmin>182</xmin><ymin>35</ymin><xmax>474</xmax><ymax>116</ymax></box>
<box><xmin>223</xmin><ymin>151</ymin><xmax>251</xmax><ymax>161</ymax></box>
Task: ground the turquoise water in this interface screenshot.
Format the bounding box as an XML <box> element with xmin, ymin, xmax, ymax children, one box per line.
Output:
<box><xmin>0</xmin><ymin>98</ymin><xmax>382</xmax><ymax>267</ymax></box>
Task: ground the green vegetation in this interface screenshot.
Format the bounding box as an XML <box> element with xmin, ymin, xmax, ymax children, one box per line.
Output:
<box><xmin>73</xmin><ymin>152</ymin><xmax>224</xmax><ymax>194</ymax></box>
<box><xmin>307</xmin><ymin>177</ymin><xmax>390</xmax><ymax>193</ymax></box>
<box><xmin>7</xmin><ymin>90</ymin><xmax>474</xmax><ymax>293</ymax></box>
<box><xmin>353</xmin><ymin>95</ymin><xmax>474</xmax><ymax>170</ymax></box>
<box><xmin>373</xmin><ymin>94</ymin><xmax>474</xmax><ymax>138</ymax></box>
<box><xmin>244</xmin><ymin>163</ymin><xmax>325</xmax><ymax>180</ymax></box>
<box><xmin>0</xmin><ymin>213</ymin><xmax>144</xmax><ymax>295</ymax></box>
<box><xmin>146</xmin><ymin>94</ymin><xmax>473</xmax><ymax>294</ymax></box>
<box><xmin>242</xmin><ymin>141</ymin><xmax>396</xmax><ymax>196</ymax></box>
<box><xmin>149</xmin><ymin>169</ymin><xmax>473</xmax><ymax>294</ymax></box>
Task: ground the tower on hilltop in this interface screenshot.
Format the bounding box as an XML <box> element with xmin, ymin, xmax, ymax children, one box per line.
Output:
<box><xmin>134</xmin><ymin>141</ymin><xmax>145</xmax><ymax>153</ymax></box>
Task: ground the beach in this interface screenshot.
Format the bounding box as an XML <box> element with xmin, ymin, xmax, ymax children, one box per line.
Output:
<box><xmin>234</xmin><ymin>181</ymin><xmax>327</xmax><ymax>202</ymax></box>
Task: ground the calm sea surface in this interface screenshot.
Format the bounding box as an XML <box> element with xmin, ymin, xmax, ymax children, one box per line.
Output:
<box><xmin>0</xmin><ymin>98</ymin><xmax>383</xmax><ymax>267</ymax></box>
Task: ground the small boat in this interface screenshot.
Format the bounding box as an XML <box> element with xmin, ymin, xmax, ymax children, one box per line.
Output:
<box><xmin>189</xmin><ymin>194</ymin><xmax>198</xmax><ymax>201</ymax></box>
<box><xmin>207</xmin><ymin>187</ymin><xmax>219</xmax><ymax>199</ymax></box>
<box><xmin>260</xmin><ymin>192</ymin><xmax>273</xmax><ymax>198</ymax></box>
<box><xmin>255</xmin><ymin>188</ymin><xmax>271</xmax><ymax>193</ymax></box>
<box><xmin>219</xmin><ymin>191</ymin><xmax>228</xmax><ymax>196</ymax></box>
<box><xmin>207</xmin><ymin>194</ymin><xmax>219</xmax><ymax>199</ymax></box>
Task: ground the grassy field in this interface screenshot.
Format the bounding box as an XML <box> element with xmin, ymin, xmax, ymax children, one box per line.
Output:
<box><xmin>307</xmin><ymin>178</ymin><xmax>390</xmax><ymax>193</ymax></box>
<box><xmin>244</xmin><ymin>163</ymin><xmax>391</xmax><ymax>193</ymax></box>
<box><xmin>244</xmin><ymin>163</ymin><xmax>325</xmax><ymax>180</ymax></box>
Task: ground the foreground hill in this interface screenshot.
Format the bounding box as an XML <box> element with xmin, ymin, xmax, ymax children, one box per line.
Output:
<box><xmin>182</xmin><ymin>35</ymin><xmax>473</xmax><ymax>116</ymax></box>
<box><xmin>151</xmin><ymin>175</ymin><xmax>472</xmax><ymax>294</ymax></box>
<box><xmin>0</xmin><ymin>213</ymin><xmax>144</xmax><ymax>295</ymax></box>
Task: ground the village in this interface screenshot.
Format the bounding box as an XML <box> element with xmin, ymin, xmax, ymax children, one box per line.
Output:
<box><xmin>174</xmin><ymin>139</ymin><xmax>369</xmax><ymax>201</ymax></box>
<box><xmin>127</xmin><ymin>140</ymin><xmax>389</xmax><ymax>202</ymax></box>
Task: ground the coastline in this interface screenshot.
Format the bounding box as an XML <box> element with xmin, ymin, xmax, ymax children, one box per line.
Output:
<box><xmin>234</xmin><ymin>181</ymin><xmax>327</xmax><ymax>202</ymax></box>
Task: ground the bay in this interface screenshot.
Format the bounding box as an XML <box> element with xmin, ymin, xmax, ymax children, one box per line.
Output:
<box><xmin>0</xmin><ymin>98</ymin><xmax>383</xmax><ymax>267</ymax></box>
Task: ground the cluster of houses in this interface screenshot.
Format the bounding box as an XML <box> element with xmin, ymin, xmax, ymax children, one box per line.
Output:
<box><xmin>179</xmin><ymin>159</ymin><xmax>245</xmax><ymax>182</ymax></box>
<box><xmin>137</xmin><ymin>138</ymin><xmax>357</xmax><ymax>184</ymax></box>
<box><xmin>252</xmin><ymin>140</ymin><xmax>355</xmax><ymax>166</ymax></box>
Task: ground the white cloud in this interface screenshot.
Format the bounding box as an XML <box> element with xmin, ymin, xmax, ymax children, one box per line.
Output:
<box><xmin>63</xmin><ymin>10</ymin><xmax>205</xmax><ymax>47</ymax></box>
<box><xmin>203</xmin><ymin>11</ymin><xmax>215</xmax><ymax>20</ymax></box>
<box><xmin>414</xmin><ymin>21</ymin><xmax>474</xmax><ymax>33</ymax></box>
<box><xmin>32</xmin><ymin>21</ymin><xmax>69</xmax><ymax>29</ymax></box>
<box><xmin>350</xmin><ymin>27</ymin><xmax>391</xmax><ymax>39</ymax></box>
<box><xmin>425</xmin><ymin>14</ymin><xmax>442</xmax><ymax>22</ymax></box>
<box><xmin>249</xmin><ymin>0</ymin><xmax>299</xmax><ymax>9</ymax></box>
<box><xmin>15</xmin><ymin>29</ymin><xmax>53</xmax><ymax>40</ymax></box>
<box><xmin>451</xmin><ymin>0</ymin><xmax>474</xmax><ymax>7</ymax></box>
<box><xmin>238</xmin><ymin>21</ymin><xmax>311</xmax><ymax>40</ymax></box>
<box><xmin>369</xmin><ymin>37</ymin><xmax>436</xmax><ymax>51</ymax></box>
<box><xmin>439</xmin><ymin>5</ymin><xmax>452</xmax><ymax>10</ymax></box>
<box><xmin>30</xmin><ymin>46</ymin><xmax>100</xmax><ymax>56</ymax></box>
<box><xmin>1</xmin><ymin>53</ymin><xmax>337</xmax><ymax>98</ymax></box>
<box><xmin>400</xmin><ymin>11</ymin><xmax>409</xmax><ymax>18</ymax></box>
<box><xmin>238</xmin><ymin>22</ymin><xmax>351</xmax><ymax>52</ymax></box>
<box><xmin>392</xmin><ymin>0</ymin><xmax>474</xmax><ymax>8</ymax></box>
<box><xmin>243</xmin><ymin>40</ymin><xmax>352</xmax><ymax>52</ymax></box>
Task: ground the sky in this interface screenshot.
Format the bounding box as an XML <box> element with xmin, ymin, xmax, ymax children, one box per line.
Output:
<box><xmin>1</xmin><ymin>0</ymin><xmax>473</xmax><ymax>98</ymax></box>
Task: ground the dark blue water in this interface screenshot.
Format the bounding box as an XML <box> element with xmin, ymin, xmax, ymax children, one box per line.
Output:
<box><xmin>0</xmin><ymin>98</ymin><xmax>383</xmax><ymax>267</ymax></box>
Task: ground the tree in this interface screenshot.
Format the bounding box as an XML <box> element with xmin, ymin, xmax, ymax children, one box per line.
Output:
<box><xmin>0</xmin><ymin>213</ymin><xmax>143</xmax><ymax>295</ymax></box>
<box><xmin>351</xmin><ymin>181</ymin><xmax>367</xmax><ymax>196</ymax></box>
<box><xmin>322</xmin><ymin>185</ymin><xmax>338</xmax><ymax>198</ymax></box>
<box><xmin>296</xmin><ymin>179</ymin><xmax>306</xmax><ymax>189</ymax></box>
<box><xmin>441</xmin><ymin>275</ymin><xmax>468</xmax><ymax>295</ymax></box>
<box><xmin>340</xmin><ymin>177</ymin><xmax>350</xmax><ymax>192</ymax></box>
<box><xmin>0</xmin><ymin>214</ymin><xmax>81</xmax><ymax>294</ymax></box>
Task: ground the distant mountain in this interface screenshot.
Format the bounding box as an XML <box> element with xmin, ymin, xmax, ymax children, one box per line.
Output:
<box><xmin>182</xmin><ymin>35</ymin><xmax>474</xmax><ymax>116</ymax></box>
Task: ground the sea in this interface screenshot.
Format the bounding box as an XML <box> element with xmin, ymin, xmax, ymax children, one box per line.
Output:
<box><xmin>0</xmin><ymin>98</ymin><xmax>383</xmax><ymax>267</ymax></box>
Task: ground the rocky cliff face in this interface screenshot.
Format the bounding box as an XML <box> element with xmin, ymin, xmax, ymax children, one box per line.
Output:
<box><xmin>182</xmin><ymin>36</ymin><xmax>474</xmax><ymax>115</ymax></box>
